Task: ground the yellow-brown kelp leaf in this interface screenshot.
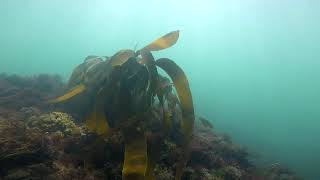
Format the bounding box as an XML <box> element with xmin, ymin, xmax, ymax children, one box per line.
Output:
<box><xmin>85</xmin><ymin>88</ymin><xmax>110</xmax><ymax>136</ymax></box>
<box><xmin>68</xmin><ymin>65</ymin><xmax>86</xmax><ymax>88</ymax></box>
<box><xmin>140</xmin><ymin>51</ymin><xmax>159</xmax><ymax>98</ymax></box>
<box><xmin>110</xmin><ymin>49</ymin><xmax>135</xmax><ymax>67</ymax></box>
<box><xmin>156</xmin><ymin>58</ymin><xmax>194</xmax><ymax>140</ymax></box>
<box><xmin>122</xmin><ymin>129</ymin><xmax>148</xmax><ymax>180</ymax></box>
<box><xmin>85</xmin><ymin>103</ymin><xmax>110</xmax><ymax>135</ymax></box>
<box><xmin>140</xmin><ymin>51</ymin><xmax>175</xmax><ymax>133</ymax></box>
<box><xmin>156</xmin><ymin>58</ymin><xmax>195</xmax><ymax>180</ymax></box>
<box><xmin>141</xmin><ymin>30</ymin><xmax>180</xmax><ymax>52</ymax></box>
<box><xmin>67</xmin><ymin>56</ymin><xmax>102</xmax><ymax>88</ymax></box>
<box><xmin>155</xmin><ymin>78</ymin><xmax>173</xmax><ymax>132</ymax></box>
<box><xmin>49</xmin><ymin>83</ymin><xmax>86</xmax><ymax>103</ymax></box>
<box><xmin>144</xmin><ymin>156</ymin><xmax>155</xmax><ymax>180</ymax></box>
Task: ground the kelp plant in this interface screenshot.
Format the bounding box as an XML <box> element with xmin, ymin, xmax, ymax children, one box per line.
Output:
<box><xmin>51</xmin><ymin>31</ymin><xmax>195</xmax><ymax>180</ymax></box>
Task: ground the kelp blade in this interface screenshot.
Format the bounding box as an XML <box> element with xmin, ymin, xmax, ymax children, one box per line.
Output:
<box><xmin>156</xmin><ymin>58</ymin><xmax>194</xmax><ymax>140</ymax></box>
<box><xmin>142</xmin><ymin>30</ymin><xmax>179</xmax><ymax>52</ymax></box>
<box><xmin>85</xmin><ymin>88</ymin><xmax>110</xmax><ymax>136</ymax></box>
<box><xmin>140</xmin><ymin>51</ymin><xmax>159</xmax><ymax>100</ymax></box>
<box><xmin>49</xmin><ymin>83</ymin><xmax>86</xmax><ymax>103</ymax></box>
<box><xmin>122</xmin><ymin>130</ymin><xmax>148</xmax><ymax>180</ymax></box>
<box><xmin>156</xmin><ymin>58</ymin><xmax>195</xmax><ymax>180</ymax></box>
<box><xmin>85</xmin><ymin>104</ymin><xmax>110</xmax><ymax>135</ymax></box>
<box><xmin>110</xmin><ymin>49</ymin><xmax>135</xmax><ymax>67</ymax></box>
<box><xmin>145</xmin><ymin>156</ymin><xmax>155</xmax><ymax>180</ymax></box>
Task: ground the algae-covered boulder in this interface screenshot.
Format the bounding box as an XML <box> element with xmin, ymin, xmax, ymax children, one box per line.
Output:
<box><xmin>27</xmin><ymin>112</ymin><xmax>80</xmax><ymax>135</ymax></box>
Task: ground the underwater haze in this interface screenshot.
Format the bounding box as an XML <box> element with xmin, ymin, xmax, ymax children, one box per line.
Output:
<box><xmin>1</xmin><ymin>0</ymin><xmax>320</xmax><ymax>179</ymax></box>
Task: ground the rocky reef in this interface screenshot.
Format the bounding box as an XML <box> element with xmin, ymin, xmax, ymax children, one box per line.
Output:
<box><xmin>0</xmin><ymin>74</ymin><xmax>299</xmax><ymax>180</ymax></box>
<box><xmin>0</xmin><ymin>73</ymin><xmax>63</xmax><ymax>116</ymax></box>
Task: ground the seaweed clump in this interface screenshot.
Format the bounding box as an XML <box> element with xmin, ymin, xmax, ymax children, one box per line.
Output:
<box><xmin>50</xmin><ymin>30</ymin><xmax>195</xmax><ymax>180</ymax></box>
<box><xmin>27</xmin><ymin>112</ymin><xmax>80</xmax><ymax>135</ymax></box>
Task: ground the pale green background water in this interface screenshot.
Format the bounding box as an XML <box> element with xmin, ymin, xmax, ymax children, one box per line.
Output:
<box><xmin>1</xmin><ymin>0</ymin><xmax>319</xmax><ymax>179</ymax></box>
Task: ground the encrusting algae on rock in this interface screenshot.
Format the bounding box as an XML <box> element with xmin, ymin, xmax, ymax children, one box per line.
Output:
<box><xmin>27</xmin><ymin>112</ymin><xmax>81</xmax><ymax>135</ymax></box>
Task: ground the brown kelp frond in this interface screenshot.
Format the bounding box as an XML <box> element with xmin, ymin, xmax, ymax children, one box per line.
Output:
<box><xmin>50</xmin><ymin>55</ymin><xmax>111</xmax><ymax>105</ymax></box>
<box><xmin>110</xmin><ymin>49</ymin><xmax>135</xmax><ymax>67</ymax></box>
<box><xmin>141</xmin><ymin>30</ymin><xmax>180</xmax><ymax>52</ymax></box>
<box><xmin>139</xmin><ymin>50</ymin><xmax>159</xmax><ymax>106</ymax></box>
<box><xmin>156</xmin><ymin>58</ymin><xmax>194</xmax><ymax>141</ymax></box>
<box><xmin>85</xmin><ymin>89</ymin><xmax>110</xmax><ymax>136</ymax></box>
<box><xmin>156</xmin><ymin>58</ymin><xmax>195</xmax><ymax>180</ymax></box>
<box><xmin>49</xmin><ymin>83</ymin><xmax>86</xmax><ymax>103</ymax></box>
<box><xmin>122</xmin><ymin>128</ymin><xmax>148</xmax><ymax>180</ymax></box>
